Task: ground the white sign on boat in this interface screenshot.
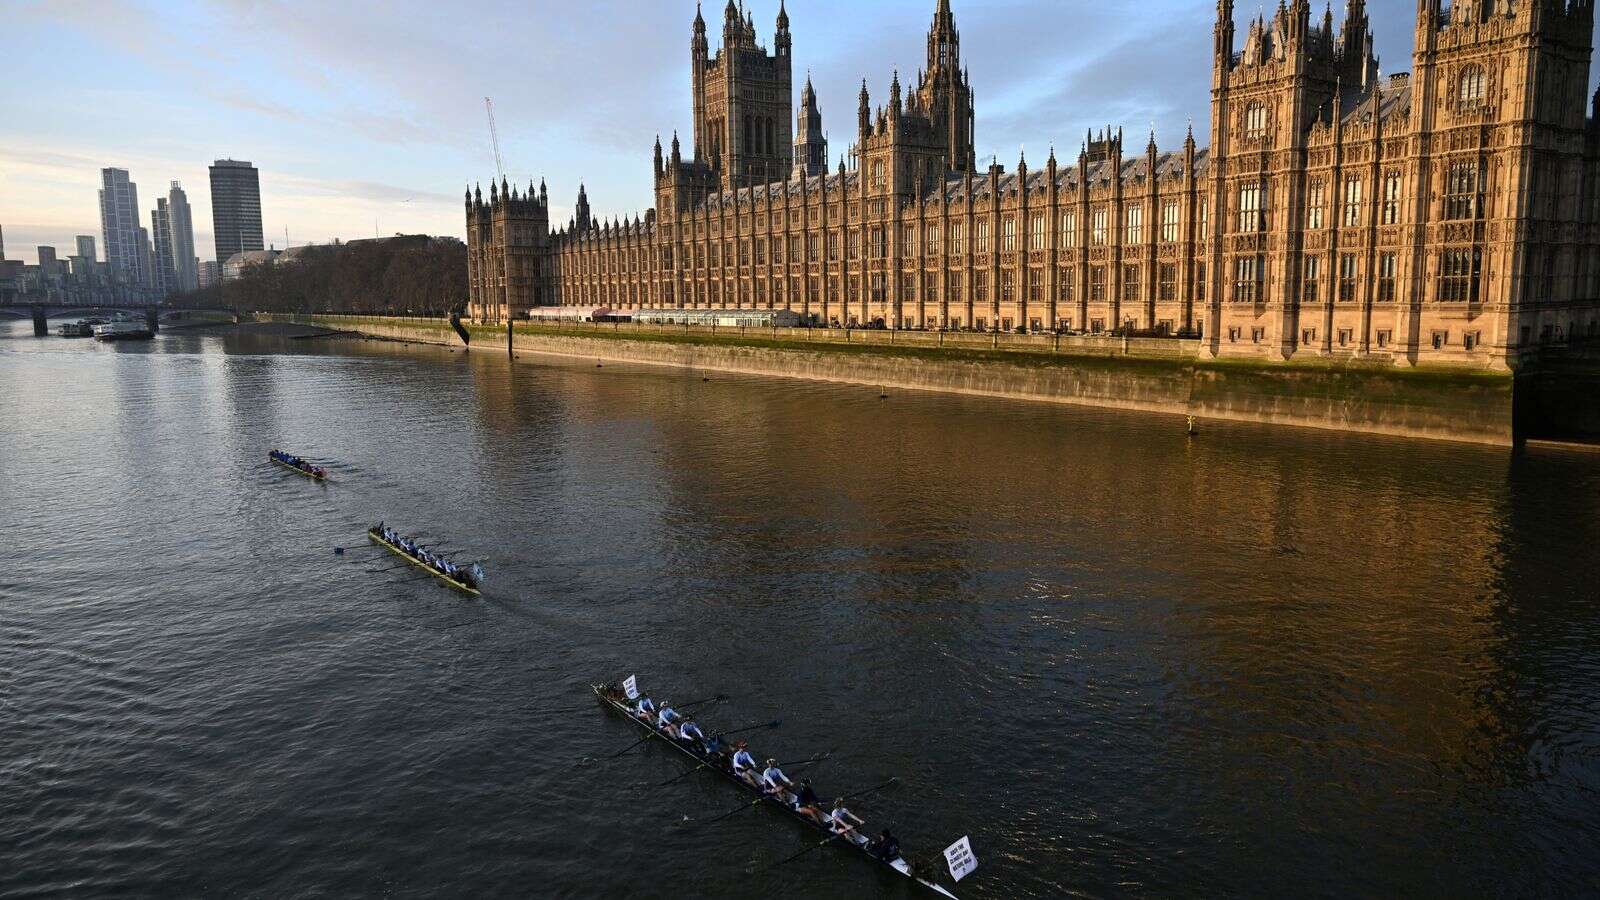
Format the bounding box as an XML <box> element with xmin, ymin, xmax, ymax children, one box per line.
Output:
<box><xmin>943</xmin><ymin>835</ymin><xmax>977</xmax><ymax>883</ymax></box>
<box><xmin>623</xmin><ymin>674</ymin><xmax>639</xmax><ymax>700</ymax></box>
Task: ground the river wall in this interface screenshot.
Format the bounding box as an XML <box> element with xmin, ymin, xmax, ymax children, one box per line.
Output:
<box><xmin>272</xmin><ymin>314</ymin><xmax>1520</xmax><ymax>446</ymax></box>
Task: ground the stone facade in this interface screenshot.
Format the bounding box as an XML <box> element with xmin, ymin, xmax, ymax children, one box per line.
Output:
<box><xmin>467</xmin><ymin>0</ymin><xmax>1600</xmax><ymax>369</ymax></box>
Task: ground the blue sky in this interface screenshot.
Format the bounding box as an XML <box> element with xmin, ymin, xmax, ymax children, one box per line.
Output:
<box><xmin>1</xmin><ymin>1</ymin><xmax>1589</xmax><ymax>265</ymax></box>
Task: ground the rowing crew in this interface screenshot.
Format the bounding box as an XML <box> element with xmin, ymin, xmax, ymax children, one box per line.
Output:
<box><xmin>616</xmin><ymin>687</ymin><xmax>902</xmax><ymax>864</ymax></box>
<box><xmin>372</xmin><ymin>523</ymin><xmax>484</xmax><ymax>589</ymax></box>
<box><xmin>269</xmin><ymin>449</ymin><xmax>326</xmax><ymax>478</ymax></box>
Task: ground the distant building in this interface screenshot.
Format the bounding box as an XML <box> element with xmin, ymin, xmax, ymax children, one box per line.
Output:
<box><xmin>222</xmin><ymin>248</ymin><xmax>280</xmax><ymax>281</ymax></box>
<box><xmin>135</xmin><ymin>225</ymin><xmax>155</xmax><ymax>294</ymax></box>
<box><xmin>0</xmin><ymin>224</ymin><xmax>6</xmax><ymax>260</ymax></box>
<box><xmin>36</xmin><ymin>246</ymin><xmax>59</xmax><ymax>277</ymax></box>
<box><xmin>99</xmin><ymin>168</ymin><xmax>147</xmax><ymax>296</ymax></box>
<box><xmin>210</xmin><ymin>159</ymin><xmax>264</xmax><ymax>265</ymax></box>
<box><xmin>75</xmin><ymin>235</ymin><xmax>96</xmax><ymax>264</ymax></box>
<box><xmin>198</xmin><ymin>259</ymin><xmax>220</xmax><ymax>288</ymax></box>
<box><xmin>152</xmin><ymin>202</ymin><xmax>176</xmax><ymax>297</ymax></box>
<box><xmin>160</xmin><ymin>182</ymin><xmax>198</xmax><ymax>294</ymax></box>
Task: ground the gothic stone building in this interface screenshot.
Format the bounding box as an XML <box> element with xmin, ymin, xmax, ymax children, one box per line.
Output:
<box><xmin>468</xmin><ymin>0</ymin><xmax>1600</xmax><ymax>369</ymax></box>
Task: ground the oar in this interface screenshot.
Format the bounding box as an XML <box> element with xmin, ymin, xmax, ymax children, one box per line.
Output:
<box><xmin>549</xmin><ymin>692</ymin><xmax>726</xmax><ymax>717</ymax></box>
<box><xmin>660</xmin><ymin>747</ymin><xmax>831</xmax><ymax>787</ymax></box>
<box><xmin>762</xmin><ymin>832</ymin><xmax>851</xmax><ymax>871</ymax></box>
<box><xmin>614</xmin><ymin>717</ymin><xmax>776</xmax><ymax>760</ymax></box>
<box><xmin>716</xmin><ymin>719</ymin><xmax>781</xmax><ymax>738</ymax></box>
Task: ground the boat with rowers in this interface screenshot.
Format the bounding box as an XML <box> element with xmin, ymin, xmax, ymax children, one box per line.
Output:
<box><xmin>593</xmin><ymin>680</ymin><xmax>960</xmax><ymax>899</ymax></box>
<box><xmin>56</xmin><ymin>321</ymin><xmax>94</xmax><ymax>337</ymax></box>
<box><xmin>367</xmin><ymin>524</ymin><xmax>484</xmax><ymax>596</ymax></box>
<box><xmin>268</xmin><ymin>449</ymin><xmax>328</xmax><ymax>480</ymax></box>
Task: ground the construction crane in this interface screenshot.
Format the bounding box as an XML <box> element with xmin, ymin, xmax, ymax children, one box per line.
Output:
<box><xmin>485</xmin><ymin>97</ymin><xmax>506</xmax><ymax>183</ymax></box>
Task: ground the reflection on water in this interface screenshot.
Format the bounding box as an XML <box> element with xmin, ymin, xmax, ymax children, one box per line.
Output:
<box><xmin>1</xmin><ymin>319</ymin><xmax>1598</xmax><ymax>898</ymax></box>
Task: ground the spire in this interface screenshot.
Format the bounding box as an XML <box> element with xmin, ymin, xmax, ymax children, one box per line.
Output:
<box><xmin>671</xmin><ymin>130</ymin><xmax>682</xmax><ymax>163</ymax></box>
<box><xmin>858</xmin><ymin>80</ymin><xmax>871</xmax><ymax>135</ymax></box>
<box><xmin>694</xmin><ymin>2</ymin><xmax>705</xmax><ymax>31</ymax></box>
<box><xmin>539</xmin><ymin>178</ymin><xmax>547</xmax><ymax>204</ymax></box>
<box><xmin>775</xmin><ymin>0</ymin><xmax>791</xmax><ymax>54</ymax></box>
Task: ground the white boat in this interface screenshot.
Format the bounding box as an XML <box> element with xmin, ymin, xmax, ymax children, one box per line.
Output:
<box><xmin>93</xmin><ymin>321</ymin><xmax>155</xmax><ymax>341</ymax></box>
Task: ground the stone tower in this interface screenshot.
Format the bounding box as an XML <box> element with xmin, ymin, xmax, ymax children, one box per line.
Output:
<box><xmin>917</xmin><ymin>0</ymin><xmax>976</xmax><ymax>173</ymax></box>
<box><xmin>465</xmin><ymin>177</ymin><xmax>549</xmax><ymax>322</ymax></box>
<box><xmin>692</xmin><ymin>0</ymin><xmax>795</xmax><ymax>188</ymax></box>
<box><xmin>793</xmin><ymin>74</ymin><xmax>828</xmax><ymax>178</ymax></box>
<box><xmin>1412</xmin><ymin>0</ymin><xmax>1598</xmax><ymax>355</ymax></box>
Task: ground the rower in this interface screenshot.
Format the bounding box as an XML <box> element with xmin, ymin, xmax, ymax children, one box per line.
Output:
<box><xmin>828</xmin><ymin>798</ymin><xmax>867</xmax><ymax>845</ymax></box>
<box><xmin>656</xmin><ymin>703</ymin><xmax>682</xmax><ymax>737</ymax></box>
<box><xmin>634</xmin><ymin>696</ymin><xmax>657</xmax><ymax>721</ymax></box>
<box><xmin>867</xmin><ymin>829</ymin><xmax>901</xmax><ymax>862</ymax></box>
<box><xmin>678</xmin><ymin>719</ymin><xmax>707</xmax><ymax>748</ymax></box>
<box><xmin>761</xmin><ymin>759</ymin><xmax>796</xmax><ymax>805</ymax></box>
<box><xmin>731</xmin><ymin>741</ymin><xmax>759</xmax><ymax>787</ymax></box>
<box><xmin>793</xmin><ymin>778</ymin><xmax>825</xmax><ymax>824</ymax></box>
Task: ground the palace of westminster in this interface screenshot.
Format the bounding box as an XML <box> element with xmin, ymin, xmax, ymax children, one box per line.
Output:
<box><xmin>467</xmin><ymin>0</ymin><xmax>1600</xmax><ymax>367</ymax></box>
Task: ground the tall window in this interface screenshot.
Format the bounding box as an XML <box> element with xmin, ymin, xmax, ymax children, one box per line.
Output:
<box><xmin>1159</xmin><ymin>263</ymin><xmax>1177</xmax><ymax>301</ymax></box>
<box><xmin>1239</xmin><ymin>182</ymin><xmax>1265</xmax><ymax>233</ymax></box>
<box><xmin>1059</xmin><ymin>268</ymin><xmax>1075</xmax><ymax>301</ymax></box>
<box><xmin>1233</xmin><ymin>256</ymin><xmax>1263</xmax><ymax>302</ymax></box>
<box><xmin>1343</xmin><ymin>176</ymin><xmax>1364</xmax><ymax>227</ymax></box>
<box><xmin>1199</xmin><ymin>200</ymin><xmax>1209</xmax><ymax>236</ymax></box>
<box><xmin>903</xmin><ymin>225</ymin><xmax>918</xmax><ymax>255</ymax></box>
<box><xmin>1445</xmin><ymin>161</ymin><xmax>1482</xmax><ymax>220</ymax></box>
<box><xmin>871</xmin><ymin>160</ymin><xmax>887</xmax><ymax>190</ymax></box>
<box><xmin>869</xmin><ymin>228</ymin><xmax>886</xmax><ymax>259</ymax></box>
<box><xmin>1090</xmin><ymin>266</ymin><xmax>1106</xmax><ymax>302</ymax></box>
<box><xmin>1459</xmin><ymin>66</ymin><xmax>1486</xmax><ymax>108</ymax></box>
<box><xmin>1002</xmin><ymin>217</ymin><xmax>1018</xmax><ymax>252</ymax></box>
<box><xmin>977</xmin><ymin>221</ymin><xmax>991</xmax><ymax>253</ymax></box>
<box><xmin>1303</xmin><ymin>255</ymin><xmax>1320</xmax><ymax>302</ymax></box>
<box><xmin>1028</xmin><ymin>268</ymin><xmax>1043</xmax><ymax>302</ymax></box>
<box><xmin>1307</xmin><ymin>181</ymin><xmax>1326</xmax><ymax>230</ymax></box>
<box><xmin>950</xmin><ymin>223</ymin><xmax>965</xmax><ymax>255</ymax></box>
<box><xmin>948</xmin><ymin>272</ymin><xmax>963</xmax><ymax>303</ymax></box>
<box><xmin>1378</xmin><ymin>252</ymin><xmax>1397</xmax><ymax>302</ymax></box>
<box><xmin>1439</xmin><ymin>249</ymin><xmax>1482</xmax><ymax>302</ymax></box>
<box><xmin>1161</xmin><ymin>200</ymin><xmax>1180</xmax><ymax>243</ymax></box>
<box><xmin>1091</xmin><ymin>207</ymin><xmax>1109</xmax><ymax>246</ymax></box>
<box><xmin>1196</xmin><ymin>262</ymin><xmax>1206</xmax><ymax>301</ymax></box>
<box><xmin>1030</xmin><ymin>214</ymin><xmax>1047</xmax><ymax>250</ymax></box>
<box><xmin>1126</xmin><ymin>206</ymin><xmax>1144</xmax><ymax>244</ymax></box>
<box><xmin>1381</xmin><ymin>172</ymin><xmax>1401</xmax><ymax>225</ymax></box>
<box><xmin>1061</xmin><ymin>211</ymin><xmax>1077</xmax><ymax>248</ymax></box>
<box><xmin>1245</xmin><ymin>102</ymin><xmax>1267</xmax><ymax>138</ymax></box>
<box><xmin>1123</xmin><ymin>264</ymin><xmax>1141</xmax><ymax>301</ymax></box>
<box><xmin>926</xmin><ymin>224</ymin><xmax>942</xmax><ymax>255</ymax></box>
<box><xmin>1338</xmin><ymin>253</ymin><xmax>1358</xmax><ymax>302</ymax></box>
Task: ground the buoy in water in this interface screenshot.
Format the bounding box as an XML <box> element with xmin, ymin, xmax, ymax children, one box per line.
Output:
<box><xmin>335</xmin><ymin>547</ymin><xmax>346</xmax><ymax>556</ymax></box>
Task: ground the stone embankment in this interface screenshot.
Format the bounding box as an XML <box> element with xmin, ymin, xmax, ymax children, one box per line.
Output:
<box><xmin>267</xmin><ymin>314</ymin><xmax>1520</xmax><ymax>446</ymax></box>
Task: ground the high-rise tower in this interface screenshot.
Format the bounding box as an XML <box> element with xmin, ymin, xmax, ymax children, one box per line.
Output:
<box><xmin>209</xmin><ymin>159</ymin><xmax>264</xmax><ymax>265</ymax></box>
<box><xmin>691</xmin><ymin>0</ymin><xmax>794</xmax><ymax>188</ymax></box>
<box><xmin>99</xmin><ymin>168</ymin><xmax>146</xmax><ymax>295</ymax></box>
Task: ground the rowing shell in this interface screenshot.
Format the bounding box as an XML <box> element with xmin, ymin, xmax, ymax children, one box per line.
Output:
<box><xmin>592</xmin><ymin>684</ymin><xmax>960</xmax><ymax>899</ymax></box>
<box><xmin>368</xmin><ymin>529</ymin><xmax>482</xmax><ymax>596</ymax></box>
<box><xmin>270</xmin><ymin>456</ymin><xmax>327</xmax><ymax>481</ymax></box>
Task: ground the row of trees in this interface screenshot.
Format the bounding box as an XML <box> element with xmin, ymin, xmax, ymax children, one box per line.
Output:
<box><xmin>172</xmin><ymin>236</ymin><xmax>467</xmax><ymax>315</ymax></box>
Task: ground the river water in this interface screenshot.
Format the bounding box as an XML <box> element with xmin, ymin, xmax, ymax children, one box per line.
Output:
<box><xmin>2</xmin><ymin>318</ymin><xmax>1598</xmax><ymax>899</ymax></box>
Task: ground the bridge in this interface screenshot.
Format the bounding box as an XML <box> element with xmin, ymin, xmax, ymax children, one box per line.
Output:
<box><xmin>0</xmin><ymin>304</ymin><xmax>239</xmax><ymax>334</ymax></box>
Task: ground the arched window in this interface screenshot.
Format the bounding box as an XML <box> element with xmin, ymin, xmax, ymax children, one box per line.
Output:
<box><xmin>1245</xmin><ymin>103</ymin><xmax>1267</xmax><ymax>138</ymax></box>
<box><xmin>1459</xmin><ymin>66</ymin><xmax>1486</xmax><ymax>107</ymax></box>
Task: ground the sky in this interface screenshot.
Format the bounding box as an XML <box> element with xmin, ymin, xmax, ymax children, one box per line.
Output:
<box><xmin>2</xmin><ymin>0</ymin><xmax>1595</xmax><ymax>266</ymax></box>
